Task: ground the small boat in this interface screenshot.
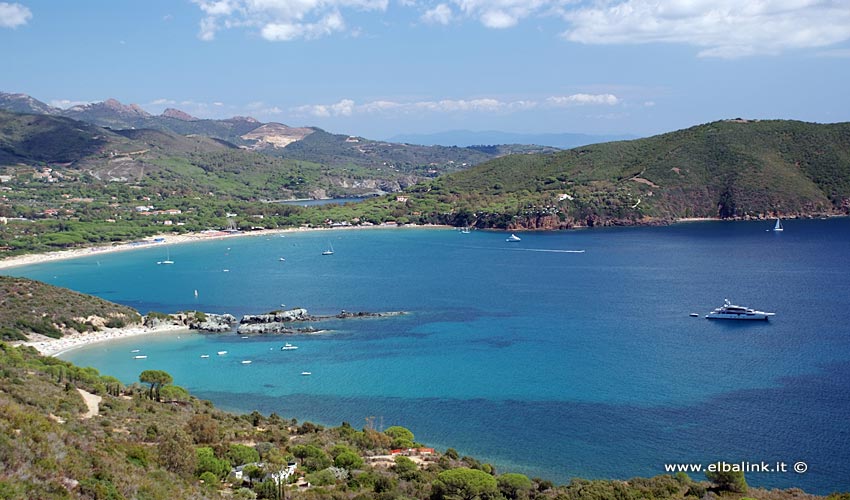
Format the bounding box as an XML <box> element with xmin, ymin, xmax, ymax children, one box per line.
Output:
<box><xmin>222</xmin><ymin>269</ymin><xmax>230</xmax><ymax>272</ymax></box>
<box><xmin>773</xmin><ymin>218</ymin><xmax>784</xmax><ymax>232</ymax></box>
<box><xmin>241</xmin><ymin>336</ymin><xmax>249</xmax><ymax>339</ymax></box>
<box><xmin>301</xmin><ymin>371</ymin><xmax>312</xmax><ymax>376</ymax></box>
<box><xmin>689</xmin><ymin>313</ymin><xmax>699</xmax><ymax>317</ymax></box>
<box><xmin>131</xmin><ymin>349</ymin><xmax>140</xmax><ymax>353</ymax></box>
<box><xmin>158</xmin><ymin>248</ymin><xmax>174</xmax><ymax>265</ymax></box>
<box><xmin>241</xmin><ymin>360</ymin><xmax>252</xmax><ymax>364</ymax></box>
<box><xmin>281</xmin><ymin>343</ymin><xmax>298</xmax><ymax>351</ymax></box>
<box><xmin>217</xmin><ymin>350</ymin><xmax>228</xmax><ymax>355</ymax></box>
<box><xmin>706</xmin><ymin>299</ymin><xmax>775</xmax><ymax>320</ymax></box>
<box><xmin>322</xmin><ymin>243</ymin><xmax>334</xmax><ymax>256</ymax></box>
<box><xmin>194</xmin><ymin>289</ymin><xmax>199</xmax><ymax>298</ymax></box>
<box><xmin>279</xmin><ymin>257</ymin><xmax>286</xmax><ymax>261</ymax></box>
<box><xmin>460</xmin><ymin>227</ymin><xmax>471</xmax><ymax>234</ymax></box>
<box><xmin>200</xmin><ymin>354</ymin><xmax>210</xmax><ymax>358</ymax></box>
<box><xmin>133</xmin><ymin>355</ymin><xmax>147</xmax><ymax>359</ymax></box>
<box><xmin>506</xmin><ymin>233</ymin><xmax>521</xmax><ymax>242</ymax></box>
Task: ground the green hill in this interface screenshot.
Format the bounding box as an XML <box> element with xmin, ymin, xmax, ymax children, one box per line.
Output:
<box><xmin>0</xmin><ymin>276</ymin><xmax>140</xmax><ymax>341</ymax></box>
<box><xmin>358</xmin><ymin>119</ymin><xmax>850</xmax><ymax>228</ymax></box>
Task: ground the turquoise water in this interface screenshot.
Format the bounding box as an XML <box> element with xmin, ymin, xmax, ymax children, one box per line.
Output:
<box><xmin>6</xmin><ymin>221</ymin><xmax>850</xmax><ymax>493</ymax></box>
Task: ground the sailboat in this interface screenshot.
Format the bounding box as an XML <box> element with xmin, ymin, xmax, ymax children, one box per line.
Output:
<box><xmin>322</xmin><ymin>242</ymin><xmax>334</xmax><ymax>255</ymax></box>
<box><xmin>773</xmin><ymin>218</ymin><xmax>784</xmax><ymax>232</ymax></box>
<box><xmin>157</xmin><ymin>248</ymin><xmax>174</xmax><ymax>265</ymax></box>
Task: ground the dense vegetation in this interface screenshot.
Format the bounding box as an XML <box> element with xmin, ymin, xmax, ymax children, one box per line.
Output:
<box><xmin>0</xmin><ymin>276</ymin><xmax>140</xmax><ymax>341</ymax></box>
<box><xmin>318</xmin><ymin>120</ymin><xmax>850</xmax><ymax>229</ymax></box>
<box><xmin>2</xmin><ymin>341</ymin><xmax>847</xmax><ymax>500</ymax></box>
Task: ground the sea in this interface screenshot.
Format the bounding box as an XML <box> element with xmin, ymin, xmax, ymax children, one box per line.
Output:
<box><xmin>5</xmin><ymin>219</ymin><xmax>850</xmax><ymax>493</ymax></box>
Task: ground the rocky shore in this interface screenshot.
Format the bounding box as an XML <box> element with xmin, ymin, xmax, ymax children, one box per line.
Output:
<box><xmin>154</xmin><ymin>308</ymin><xmax>407</xmax><ymax>334</ymax></box>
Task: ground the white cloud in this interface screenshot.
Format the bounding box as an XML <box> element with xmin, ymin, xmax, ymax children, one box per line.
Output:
<box><xmin>546</xmin><ymin>94</ymin><xmax>620</xmax><ymax>106</ymax></box>
<box><xmin>261</xmin><ymin>11</ymin><xmax>345</xmax><ymax>41</ymax></box>
<box><xmin>561</xmin><ymin>0</ymin><xmax>850</xmax><ymax>58</ymax></box>
<box><xmin>191</xmin><ymin>0</ymin><xmax>387</xmax><ymax>41</ymax></box>
<box><xmin>292</xmin><ymin>93</ymin><xmax>619</xmax><ymax>118</ymax></box>
<box><xmin>451</xmin><ymin>0</ymin><xmax>563</xmax><ymax>29</ymax></box>
<box><xmin>422</xmin><ymin>3</ymin><xmax>453</xmax><ymax>25</ymax></box>
<box><xmin>0</xmin><ymin>2</ymin><xmax>31</xmax><ymax>28</ymax></box>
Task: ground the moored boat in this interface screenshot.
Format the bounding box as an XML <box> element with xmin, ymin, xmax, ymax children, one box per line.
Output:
<box><xmin>705</xmin><ymin>299</ymin><xmax>775</xmax><ymax>320</ymax></box>
<box><xmin>506</xmin><ymin>233</ymin><xmax>521</xmax><ymax>242</ymax></box>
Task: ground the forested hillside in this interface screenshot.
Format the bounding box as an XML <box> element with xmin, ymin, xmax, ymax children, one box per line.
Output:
<box><xmin>336</xmin><ymin>119</ymin><xmax>850</xmax><ymax>229</ymax></box>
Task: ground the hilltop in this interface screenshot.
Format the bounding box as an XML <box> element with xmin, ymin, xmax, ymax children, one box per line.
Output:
<box><xmin>330</xmin><ymin>119</ymin><xmax>850</xmax><ymax>229</ymax></box>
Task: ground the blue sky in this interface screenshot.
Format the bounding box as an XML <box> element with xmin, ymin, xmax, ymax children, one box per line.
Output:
<box><xmin>1</xmin><ymin>0</ymin><xmax>849</xmax><ymax>139</ymax></box>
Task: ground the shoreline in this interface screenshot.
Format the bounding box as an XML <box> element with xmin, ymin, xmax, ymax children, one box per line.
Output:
<box><xmin>2</xmin><ymin>215</ymin><xmax>844</xmax><ymax>271</ymax></box>
<box><xmin>0</xmin><ymin>223</ymin><xmax>450</xmax><ymax>271</ymax></box>
<box><xmin>18</xmin><ymin>323</ymin><xmax>190</xmax><ymax>357</ymax></box>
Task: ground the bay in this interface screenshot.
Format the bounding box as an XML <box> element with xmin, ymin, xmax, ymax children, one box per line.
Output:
<box><xmin>6</xmin><ymin>219</ymin><xmax>850</xmax><ymax>493</ymax></box>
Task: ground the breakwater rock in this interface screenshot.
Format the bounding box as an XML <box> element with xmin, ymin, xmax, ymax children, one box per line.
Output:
<box><xmin>188</xmin><ymin>313</ymin><xmax>237</xmax><ymax>333</ymax></box>
<box><xmin>240</xmin><ymin>308</ymin><xmax>310</xmax><ymax>324</ymax></box>
<box><xmin>235</xmin><ymin>308</ymin><xmax>405</xmax><ymax>335</ymax></box>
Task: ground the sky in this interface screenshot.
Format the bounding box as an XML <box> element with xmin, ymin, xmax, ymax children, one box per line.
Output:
<box><xmin>1</xmin><ymin>0</ymin><xmax>849</xmax><ymax>140</ymax></box>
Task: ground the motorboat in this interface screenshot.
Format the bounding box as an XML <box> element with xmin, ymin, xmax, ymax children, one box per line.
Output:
<box><xmin>506</xmin><ymin>233</ymin><xmax>521</xmax><ymax>242</ymax></box>
<box><xmin>133</xmin><ymin>355</ymin><xmax>147</xmax><ymax>359</ymax></box>
<box><xmin>281</xmin><ymin>343</ymin><xmax>299</xmax><ymax>351</ymax></box>
<box><xmin>241</xmin><ymin>360</ymin><xmax>252</xmax><ymax>364</ymax></box>
<box><xmin>705</xmin><ymin>299</ymin><xmax>775</xmax><ymax>320</ymax></box>
<box><xmin>217</xmin><ymin>350</ymin><xmax>228</xmax><ymax>355</ymax></box>
<box><xmin>301</xmin><ymin>371</ymin><xmax>312</xmax><ymax>376</ymax></box>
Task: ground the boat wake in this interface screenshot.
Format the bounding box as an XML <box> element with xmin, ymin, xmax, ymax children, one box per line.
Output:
<box><xmin>511</xmin><ymin>248</ymin><xmax>586</xmax><ymax>254</ymax></box>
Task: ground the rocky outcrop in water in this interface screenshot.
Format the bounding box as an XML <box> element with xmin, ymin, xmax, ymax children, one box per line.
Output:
<box><xmin>240</xmin><ymin>308</ymin><xmax>310</xmax><ymax>324</ymax></box>
<box><xmin>187</xmin><ymin>313</ymin><xmax>237</xmax><ymax>333</ymax></box>
<box><xmin>234</xmin><ymin>308</ymin><xmax>404</xmax><ymax>335</ymax></box>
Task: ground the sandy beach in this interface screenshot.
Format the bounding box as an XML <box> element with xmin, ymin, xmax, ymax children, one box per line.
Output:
<box><xmin>0</xmin><ymin>223</ymin><xmax>447</xmax><ymax>271</ymax></box>
<box><xmin>20</xmin><ymin>322</ymin><xmax>190</xmax><ymax>357</ymax></box>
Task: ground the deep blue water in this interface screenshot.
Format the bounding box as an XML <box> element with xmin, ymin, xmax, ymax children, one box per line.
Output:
<box><xmin>6</xmin><ymin>220</ymin><xmax>850</xmax><ymax>493</ymax></box>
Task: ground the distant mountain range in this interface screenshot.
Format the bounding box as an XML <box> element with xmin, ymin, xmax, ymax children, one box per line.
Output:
<box><xmin>387</xmin><ymin>130</ymin><xmax>635</xmax><ymax>149</ymax></box>
<box><xmin>0</xmin><ymin>92</ymin><xmax>558</xmax><ymax>200</ymax></box>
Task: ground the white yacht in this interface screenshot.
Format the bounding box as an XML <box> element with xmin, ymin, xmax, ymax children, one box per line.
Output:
<box><xmin>506</xmin><ymin>233</ymin><xmax>521</xmax><ymax>242</ymax></box>
<box><xmin>281</xmin><ymin>343</ymin><xmax>298</xmax><ymax>351</ymax></box>
<box><xmin>706</xmin><ymin>299</ymin><xmax>775</xmax><ymax>320</ymax></box>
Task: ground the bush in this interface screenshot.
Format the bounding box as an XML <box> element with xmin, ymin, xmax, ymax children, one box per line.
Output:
<box><xmin>199</xmin><ymin>471</ymin><xmax>219</xmax><ymax>489</ymax></box>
